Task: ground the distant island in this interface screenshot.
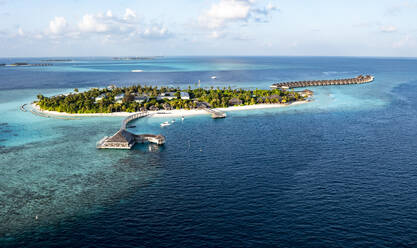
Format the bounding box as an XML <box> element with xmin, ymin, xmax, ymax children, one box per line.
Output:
<box><xmin>35</xmin><ymin>85</ymin><xmax>311</xmax><ymax>114</ymax></box>
<box><xmin>5</xmin><ymin>62</ymin><xmax>52</xmax><ymax>67</ymax></box>
<box><xmin>112</xmin><ymin>56</ymin><xmax>163</xmax><ymax>60</ymax></box>
<box><xmin>41</xmin><ymin>59</ymin><xmax>72</xmax><ymax>62</ymax></box>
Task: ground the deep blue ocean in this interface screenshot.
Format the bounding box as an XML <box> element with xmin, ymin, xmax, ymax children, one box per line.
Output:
<box><xmin>1</xmin><ymin>56</ymin><xmax>417</xmax><ymax>247</ymax></box>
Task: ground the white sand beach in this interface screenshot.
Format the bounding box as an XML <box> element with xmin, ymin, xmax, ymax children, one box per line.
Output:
<box><xmin>31</xmin><ymin>101</ymin><xmax>309</xmax><ymax>118</ymax></box>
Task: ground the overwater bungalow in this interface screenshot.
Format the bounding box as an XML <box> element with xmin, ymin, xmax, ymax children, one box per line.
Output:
<box><xmin>271</xmin><ymin>75</ymin><xmax>374</xmax><ymax>89</ymax></box>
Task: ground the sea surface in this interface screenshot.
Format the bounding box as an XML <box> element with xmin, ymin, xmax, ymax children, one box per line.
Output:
<box><xmin>1</xmin><ymin>56</ymin><xmax>417</xmax><ymax>247</ymax></box>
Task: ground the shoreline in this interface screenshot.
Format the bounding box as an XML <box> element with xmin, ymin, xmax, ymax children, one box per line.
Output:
<box><xmin>30</xmin><ymin>101</ymin><xmax>309</xmax><ymax>118</ymax></box>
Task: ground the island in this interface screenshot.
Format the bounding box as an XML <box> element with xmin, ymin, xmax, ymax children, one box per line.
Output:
<box><xmin>32</xmin><ymin>85</ymin><xmax>311</xmax><ymax>149</ymax></box>
<box><xmin>41</xmin><ymin>59</ymin><xmax>72</xmax><ymax>62</ymax></box>
<box><xmin>35</xmin><ymin>85</ymin><xmax>310</xmax><ymax>115</ymax></box>
<box><xmin>30</xmin><ymin>74</ymin><xmax>375</xmax><ymax>149</ymax></box>
<box><xmin>6</xmin><ymin>62</ymin><xmax>52</xmax><ymax>67</ymax></box>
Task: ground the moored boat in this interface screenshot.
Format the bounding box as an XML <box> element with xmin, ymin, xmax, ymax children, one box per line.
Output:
<box><xmin>160</xmin><ymin>121</ymin><xmax>171</xmax><ymax>127</ymax></box>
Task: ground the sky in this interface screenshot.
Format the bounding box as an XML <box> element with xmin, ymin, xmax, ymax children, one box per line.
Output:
<box><xmin>0</xmin><ymin>0</ymin><xmax>416</xmax><ymax>57</ymax></box>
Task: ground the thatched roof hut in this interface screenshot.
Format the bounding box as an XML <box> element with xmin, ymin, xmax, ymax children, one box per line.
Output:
<box><xmin>101</xmin><ymin>129</ymin><xmax>136</xmax><ymax>149</ymax></box>
<box><xmin>229</xmin><ymin>98</ymin><xmax>242</xmax><ymax>106</ymax></box>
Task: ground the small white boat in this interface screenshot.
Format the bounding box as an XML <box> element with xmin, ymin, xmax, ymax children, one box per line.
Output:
<box><xmin>181</xmin><ymin>116</ymin><xmax>184</xmax><ymax>121</ymax></box>
<box><xmin>171</xmin><ymin>120</ymin><xmax>175</xmax><ymax>123</ymax></box>
<box><xmin>131</xmin><ymin>69</ymin><xmax>144</xmax><ymax>72</ymax></box>
<box><xmin>160</xmin><ymin>121</ymin><xmax>171</xmax><ymax>127</ymax></box>
<box><xmin>211</xmin><ymin>76</ymin><xmax>217</xmax><ymax>79</ymax></box>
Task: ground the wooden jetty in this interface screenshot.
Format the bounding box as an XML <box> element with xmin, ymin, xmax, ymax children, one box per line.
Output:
<box><xmin>203</xmin><ymin>108</ymin><xmax>226</xmax><ymax>119</ymax></box>
<box><xmin>20</xmin><ymin>104</ymin><xmax>27</xmax><ymax>112</ymax></box>
<box><xmin>196</xmin><ymin>102</ymin><xmax>226</xmax><ymax>119</ymax></box>
<box><xmin>271</xmin><ymin>75</ymin><xmax>374</xmax><ymax>89</ymax></box>
<box><xmin>97</xmin><ymin>111</ymin><xmax>165</xmax><ymax>149</ymax></box>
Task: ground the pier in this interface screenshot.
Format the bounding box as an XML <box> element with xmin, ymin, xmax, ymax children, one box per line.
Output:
<box><xmin>97</xmin><ymin>112</ymin><xmax>166</xmax><ymax>149</ymax></box>
<box><xmin>196</xmin><ymin>102</ymin><xmax>227</xmax><ymax>119</ymax></box>
<box><xmin>271</xmin><ymin>75</ymin><xmax>374</xmax><ymax>89</ymax></box>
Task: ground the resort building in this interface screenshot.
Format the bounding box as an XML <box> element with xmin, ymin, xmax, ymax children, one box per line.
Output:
<box><xmin>269</xmin><ymin>94</ymin><xmax>282</xmax><ymax>102</ymax></box>
<box><xmin>157</xmin><ymin>92</ymin><xmax>177</xmax><ymax>100</ymax></box>
<box><xmin>95</xmin><ymin>93</ymin><xmax>106</xmax><ymax>103</ymax></box>
<box><xmin>115</xmin><ymin>94</ymin><xmax>125</xmax><ymax>104</ymax></box>
<box><xmin>300</xmin><ymin>89</ymin><xmax>314</xmax><ymax>97</ymax></box>
<box><xmin>180</xmin><ymin>92</ymin><xmax>190</xmax><ymax>100</ymax></box>
<box><xmin>98</xmin><ymin>129</ymin><xmax>136</xmax><ymax>149</ymax></box>
<box><xmin>133</xmin><ymin>95</ymin><xmax>148</xmax><ymax>103</ymax></box>
<box><xmin>107</xmin><ymin>85</ymin><xmax>117</xmax><ymax>90</ymax></box>
<box><xmin>229</xmin><ymin>98</ymin><xmax>243</xmax><ymax>106</ymax></box>
<box><xmin>162</xmin><ymin>103</ymin><xmax>173</xmax><ymax>110</ymax></box>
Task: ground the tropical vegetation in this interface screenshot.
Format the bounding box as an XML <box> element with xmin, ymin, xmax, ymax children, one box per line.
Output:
<box><xmin>36</xmin><ymin>85</ymin><xmax>306</xmax><ymax>114</ymax></box>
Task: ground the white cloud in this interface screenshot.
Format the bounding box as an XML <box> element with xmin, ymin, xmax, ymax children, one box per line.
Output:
<box><xmin>199</xmin><ymin>0</ymin><xmax>251</xmax><ymax>29</ymax></box>
<box><xmin>210</xmin><ymin>31</ymin><xmax>221</xmax><ymax>39</ymax></box>
<box><xmin>123</xmin><ymin>8</ymin><xmax>136</xmax><ymax>20</ymax></box>
<box><xmin>380</xmin><ymin>25</ymin><xmax>397</xmax><ymax>33</ymax></box>
<box><xmin>142</xmin><ymin>24</ymin><xmax>171</xmax><ymax>39</ymax></box>
<box><xmin>393</xmin><ymin>34</ymin><xmax>415</xmax><ymax>48</ymax></box>
<box><xmin>385</xmin><ymin>1</ymin><xmax>417</xmax><ymax>16</ymax></box>
<box><xmin>17</xmin><ymin>27</ymin><xmax>24</xmax><ymax>36</ymax></box>
<box><xmin>49</xmin><ymin>17</ymin><xmax>68</xmax><ymax>34</ymax></box>
<box><xmin>40</xmin><ymin>9</ymin><xmax>171</xmax><ymax>41</ymax></box>
<box><xmin>78</xmin><ymin>14</ymin><xmax>109</xmax><ymax>33</ymax></box>
<box><xmin>198</xmin><ymin>0</ymin><xmax>277</xmax><ymax>29</ymax></box>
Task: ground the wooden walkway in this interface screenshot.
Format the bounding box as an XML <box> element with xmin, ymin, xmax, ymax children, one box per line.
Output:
<box><xmin>121</xmin><ymin>112</ymin><xmax>150</xmax><ymax>130</ymax></box>
<box><xmin>24</xmin><ymin>104</ymin><xmax>165</xmax><ymax>148</ymax></box>
<box><xmin>196</xmin><ymin>102</ymin><xmax>226</xmax><ymax>119</ymax></box>
<box><xmin>271</xmin><ymin>75</ymin><xmax>374</xmax><ymax>89</ymax></box>
<box><xmin>202</xmin><ymin>108</ymin><xmax>226</xmax><ymax>119</ymax></box>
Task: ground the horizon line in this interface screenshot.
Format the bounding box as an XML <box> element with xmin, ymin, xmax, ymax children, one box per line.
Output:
<box><xmin>1</xmin><ymin>55</ymin><xmax>417</xmax><ymax>59</ymax></box>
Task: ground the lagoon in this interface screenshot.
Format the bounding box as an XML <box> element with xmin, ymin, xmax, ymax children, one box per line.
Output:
<box><xmin>1</xmin><ymin>56</ymin><xmax>417</xmax><ymax>247</ymax></box>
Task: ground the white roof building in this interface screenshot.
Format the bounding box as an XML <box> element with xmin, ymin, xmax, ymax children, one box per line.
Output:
<box><xmin>157</xmin><ymin>92</ymin><xmax>177</xmax><ymax>100</ymax></box>
<box><xmin>134</xmin><ymin>95</ymin><xmax>148</xmax><ymax>103</ymax></box>
<box><xmin>115</xmin><ymin>94</ymin><xmax>125</xmax><ymax>103</ymax></box>
<box><xmin>95</xmin><ymin>93</ymin><xmax>106</xmax><ymax>103</ymax></box>
<box><xmin>180</xmin><ymin>92</ymin><xmax>190</xmax><ymax>100</ymax></box>
<box><xmin>107</xmin><ymin>85</ymin><xmax>117</xmax><ymax>90</ymax></box>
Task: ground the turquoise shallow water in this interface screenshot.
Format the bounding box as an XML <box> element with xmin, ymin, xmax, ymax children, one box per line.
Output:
<box><xmin>1</xmin><ymin>57</ymin><xmax>417</xmax><ymax>247</ymax></box>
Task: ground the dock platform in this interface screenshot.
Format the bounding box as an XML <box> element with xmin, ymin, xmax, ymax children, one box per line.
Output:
<box><xmin>97</xmin><ymin>111</ymin><xmax>166</xmax><ymax>149</ymax></box>
<box><xmin>197</xmin><ymin>102</ymin><xmax>227</xmax><ymax>119</ymax></box>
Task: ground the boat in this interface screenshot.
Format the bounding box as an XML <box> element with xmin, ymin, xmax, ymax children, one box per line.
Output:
<box><xmin>181</xmin><ymin>116</ymin><xmax>184</xmax><ymax>121</ymax></box>
<box><xmin>171</xmin><ymin>120</ymin><xmax>175</xmax><ymax>123</ymax></box>
<box><xmin>131</xmin><ymin>69</ymin><xmax>144</xmax><ymax>72</ymax></box>
<box><xmin>211</xmin><ymin>76</ymin><xmax>217</xmax><ymax>79</ymax></box>
<box><xmin>160</xmin><ymin>121</ymin><xmax>171</xmax><ymax>127</ymax></box>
